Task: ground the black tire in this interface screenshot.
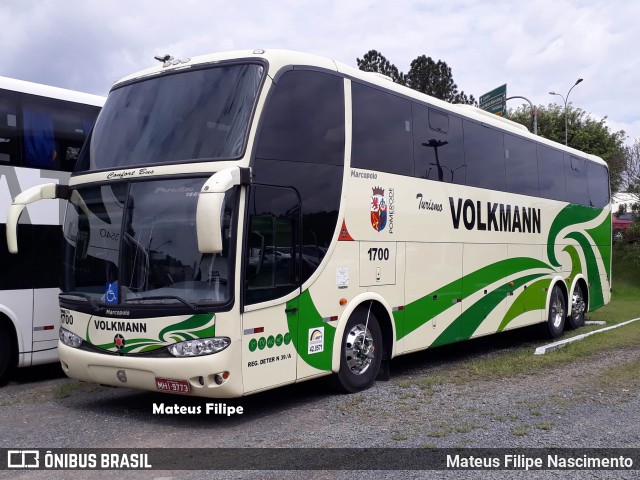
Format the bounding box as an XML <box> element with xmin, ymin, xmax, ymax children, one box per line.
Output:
<box><xmin>544</xmin><ymin>285</ymin><xmax>566</xmax><ymax>338</ymax></box>
<box><xmin>0</xmin><ymin>324</ymin><xmax>16</xmax><ymax>385</ymax></box>
<box><xmin>332</xmin><ymin>308</ymin><xmax>382</xmax><ymax>393</ymax></box>
<box><xmin>567</xmin><ymin>283</ymin><xmax>586</xmax><ymax>330</ymax></box>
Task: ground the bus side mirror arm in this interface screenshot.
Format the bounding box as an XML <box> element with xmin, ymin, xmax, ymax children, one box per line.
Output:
<box><xmin>196</xmin><ymin>167</ymin><xmax>250</xmax><ymax>254</ymax></box>
<box><xmin>6</xmin><ymin>183</ymin><xmax>70</xmax><ymax>254</ymax></box>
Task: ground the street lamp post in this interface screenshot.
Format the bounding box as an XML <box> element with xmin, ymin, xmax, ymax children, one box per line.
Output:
<box><xmin>549</xmin><ymin>78</ymin><xmax>584</xmax><ymax>146</ymax></box>
<box><xmin>506</xmin><ymin>95</ymin><xmax>537</xmax><ymax>135</ymax></box>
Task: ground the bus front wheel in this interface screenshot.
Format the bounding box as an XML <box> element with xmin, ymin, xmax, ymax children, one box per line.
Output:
<box><xmin>333</xmin><ymin>308</ymin><xmax>382</xmax><ymax>393</ymax></box>
<box><xmin>544</xmin><ymin>285</ymin><xmax>566</xmax><ymax>338</ymax></box>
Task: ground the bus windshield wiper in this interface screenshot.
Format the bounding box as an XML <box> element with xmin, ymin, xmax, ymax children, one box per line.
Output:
<box><xmin>59</xmin><ymin>292</ymin><xmax>104</xmax><ymax>313</ymax></box>
<box><xmin>126</xmin><ymin>295</ymin><xmax>201</xmax><ymax>312</ymax></box>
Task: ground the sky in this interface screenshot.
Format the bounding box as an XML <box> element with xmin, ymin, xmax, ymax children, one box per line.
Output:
<box><xmin>2</xmin><ymin>0</ymin><xmax>639</xmax><ymax>144</ymax></box>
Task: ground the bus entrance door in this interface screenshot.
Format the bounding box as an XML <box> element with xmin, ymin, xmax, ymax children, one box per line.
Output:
<box><xmin>241</xmin><ymin>185</ymin><xmax>301</xmax><ymax>394</ymax></box>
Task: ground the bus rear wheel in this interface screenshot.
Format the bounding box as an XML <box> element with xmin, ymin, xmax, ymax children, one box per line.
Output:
<box><xmin>567</xmin><ymin>283</ymin><xmax>586</xmax><ymax>330</ymax></box>
<box><xmin>544</xmin><ymin>285</ymin><xmax>566</xmax><ymax>338</ymax></box>
<box><xmin>0</xmin><ymin>325</ymin><xmax>15</xmax><ymax>384</ymax></box>
<box><xmin>333</xmin><ymin>308</ymin><xmax>382</xmax><ymax>393</ymax></box>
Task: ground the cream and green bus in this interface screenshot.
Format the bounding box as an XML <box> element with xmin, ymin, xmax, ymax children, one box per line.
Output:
<box><xmin>6</xmin><ymin>50</ymin><xmax>611</xmax><ymax>397</ymax></box>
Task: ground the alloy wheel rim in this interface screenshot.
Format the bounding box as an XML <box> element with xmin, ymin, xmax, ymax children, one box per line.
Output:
<box><xmin>552</xmin><ymin>295</ymin><xmax>565</xmax><ymax>329</ymax></box>
<box><xmin>345</xmin><ymin>324</ymin><xmax>375</xmax><ymax>375</ymax></box>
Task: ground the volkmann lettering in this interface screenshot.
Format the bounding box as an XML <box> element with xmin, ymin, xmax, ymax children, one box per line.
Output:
<box><xmin>94</xmin><ymin>319</ymin><xmax>147</xmax><ymax>333</ymax></box>
<box><xmin>351</xmin><ymin>170</ymin><xmax>378</xmax><ymax>180</ymax></box>
<box><xmin>449</xmin><ymin>197</ymin><xmax>540</xmax><ymax>233</ymax></box>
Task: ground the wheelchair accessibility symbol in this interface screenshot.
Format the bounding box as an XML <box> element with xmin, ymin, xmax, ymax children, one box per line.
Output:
<box><xmin>105</xmin><ymin>282</ymin><xmax>118</xmax><ymax>304</ymax></box>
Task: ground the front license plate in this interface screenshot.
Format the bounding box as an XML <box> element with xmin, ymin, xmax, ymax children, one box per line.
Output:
<box><xmin>155</xmin><ymin>377</ymin><xmax>191</xmax><ymax>394</ymax></box>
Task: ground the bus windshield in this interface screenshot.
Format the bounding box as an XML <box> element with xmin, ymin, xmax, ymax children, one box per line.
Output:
<box><xmin>62</xmin><ymin>178</ymin><xmax>236</xmax><ymax>310</ymax></box>
<box><xmin>75</xmin><ymin>63</ymin><xmax>264</xmax><ymax>172</ymax></box>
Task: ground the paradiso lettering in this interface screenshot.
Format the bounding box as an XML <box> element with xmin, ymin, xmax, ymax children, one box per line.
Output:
<box><xmin>370</xmin><ymin>187</ymin><xmax>394</xmax><ymax>233</ymax></box>
<box><xmin>449</xmin><ymin>197</ymin><xmax>541</xmax><ymax>233</ymax></box>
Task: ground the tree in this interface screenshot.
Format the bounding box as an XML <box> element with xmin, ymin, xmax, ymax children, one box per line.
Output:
<box><xmin>622</xmin><ymin>139</ymin><xmax>640</xmax><ymax>203</ymax></box>
<box><xmin>508</xmin><ymin>103</ymin><xmax>626</xmax><ymax>192</ymax></box>
<box><xmin>617</xmin><ymin>203</ymin><xmax>628</xmax><ymax>216</ymax></box>
<box><xmin>356</xmin><ymin>50</ymin><xmax>405</xmax><ymax>85</ymax></box>
<box><xmin>405</xmin><ymin>55</ymin><xmax>475</xmax><ymax>105</ymax></box>
<box><xmin>356</xmin><ymin>50</ymin><xmax>474</xmax><ymax>104</ymax></box>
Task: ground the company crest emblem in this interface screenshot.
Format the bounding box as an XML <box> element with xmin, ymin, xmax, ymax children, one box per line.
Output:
<box><xmin>370</xmin><ymin>187</ymin><xmax>387</xmax><ymax>232</ymax></box>
<box><xmin>114</xmin><ymin>333</ymin><xmax>126</xmax><ymax>350</ymax></box>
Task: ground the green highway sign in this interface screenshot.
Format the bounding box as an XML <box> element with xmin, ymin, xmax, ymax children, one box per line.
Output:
<box><xmin>479</xmin><ymin>84</ymin><xmax>507</xmax><ymax>116</ymax></box>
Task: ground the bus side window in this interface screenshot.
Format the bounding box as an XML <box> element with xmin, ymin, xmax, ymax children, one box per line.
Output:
<box><xmin>0</xmin><ymin>95</ymin><xmax>19</xmax><ymax>165</ymax></box>
<box><xmin>255</xmin><ymin>70</ymin><xmax>344</xmax><ymax>166</ymax></box>
<box><xmin>23</xmin><ymin>99</ymin><xmax>97</xmax><ymax>172</ymax></box>
<box><xmin>505</xmin><ymin>134</ymin><xmax>539</xmax><ymax>196</ymax></box>
<box><xmin>413</xmin><ymin>104</ymin><xmax>465</xmax><ymax>184</ymax></box>
<box><xmin>463</xmin><ymin>120</ymin><xmax>506</xmax><ymax>191</ymax></box>
<box><xmin>537</xmin><ymin>145</ymin><xmax>566</xmax><ymax>202</ymax></box>
<box><xmin>587</xmin><ymin>161</ymin><xmax>610</xmax><ymax>208</ymax></box>
<box><xmin>23</xmin><ymin>104</ymin><xmax>57</xmax><ymax>169</ymax></box>
<box><xmin>253</xmin><ymin>69</ymin><xmax>344</xmax><ymax>285</ymax></box>
<box><xmin>565</xmin><ymin>155</ymin><xmax>589</xmax><ymax>206</ymax></box>
<box><xmin>351</xmin><ymin>82</ymin><xmax>413</xmax><ymax>176</ymax></box>
<box><xmin>245</xmin><ymin>185</ymin><xmax>300</xmax><ymax>305</ymax></box>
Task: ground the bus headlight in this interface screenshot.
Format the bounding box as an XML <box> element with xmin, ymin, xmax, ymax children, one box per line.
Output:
<box><xmin>59</xmin><ymin>327</ymin><xmax>83</xmax><ymax>348</ymax></box>
<box><xmin>168</xmin><ymin>337</ymin><xmax>230</xmax><ymax>357</ymax></box>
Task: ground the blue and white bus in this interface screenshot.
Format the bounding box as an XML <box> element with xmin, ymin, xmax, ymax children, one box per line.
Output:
<box><xmin>0</xmin><ymin>76</ymin><xmax>103</xmax><ymax>382</ymax></box>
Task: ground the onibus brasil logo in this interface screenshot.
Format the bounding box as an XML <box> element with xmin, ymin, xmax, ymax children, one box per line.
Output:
<box><xmin>370</xmin><ymin>187</ymin><xmax>387</xmax><ymax>232</ymax></box>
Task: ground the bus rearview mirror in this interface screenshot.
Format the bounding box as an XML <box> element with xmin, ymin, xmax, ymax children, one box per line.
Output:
<box><xmin>6</xmin><ymin>183</ymin><xmax>67</xmax><ymax>254</ymax></box>
<box><xmin>196</xmin><ymin>167</ymin><xmax>250</xmax><ymax>254</ymax></box>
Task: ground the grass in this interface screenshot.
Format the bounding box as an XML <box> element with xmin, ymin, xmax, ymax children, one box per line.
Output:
<box><xmin>535</xmin><ymin>421</ymin><xmax>554</xmax><ymax>431</ymax></box>
<box><xmin>0</xmin><ymin>380</ymin><xmax>103</xmax><ymax>406</ymax></box>
<box><xmin>53</xmin><ymin>381</ymin><xmax>95</xmax><ymax>399</ymax></box>
<box><xmin>512</xmin><ymin>425</ymin><xmax>529</xmax><ymax>436</ymax></box>
<box><xmin>453</xmin><ymin>422</ymin><xmax>483</xmax><ymax>434</ymax></box>
<box><xmin>588</xmin><ymin>243</ymin><xmax>640</xmax><ymax>324</ymax></box>
<box><xmin>428</xmin><ymin>425</ymin><xmax>453</xmax><ymax>438</ymax></box>
<box><xmin>337</xmin><ymin>393</ymin><xmax>364</xmax><ymax>412</ymax></box>
<box><xmin>596</xmin><ymin>355</ymin><xmax>640</xmax><ymax>389</ymax></box>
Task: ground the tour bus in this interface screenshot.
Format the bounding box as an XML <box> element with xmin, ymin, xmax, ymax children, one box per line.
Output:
<box><xmin>6</xmin><ymin>50</ymin><xmax>611</xmax><ymax>397</ymax></box>
<box><xmin>0</xmin><ymin>76</ymin><xmax>103</xmax><ymax>381</ymax></box>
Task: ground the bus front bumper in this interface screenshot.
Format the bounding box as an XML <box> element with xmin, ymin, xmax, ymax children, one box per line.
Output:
<box><xmin>58</xmin><ymin>340</ymin><xmax>244</xmax><ymax>398</ymax></box>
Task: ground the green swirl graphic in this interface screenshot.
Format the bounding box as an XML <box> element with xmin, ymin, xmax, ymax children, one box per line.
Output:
<box><xmin>547</xmin><ymin>204</ymin><xmax>603</xmax><ymax>267</ymax></box>
<box><xmin>89</xmin><ymin>313</ymin><xmax>215</xmax><ymax>354</ymax></box>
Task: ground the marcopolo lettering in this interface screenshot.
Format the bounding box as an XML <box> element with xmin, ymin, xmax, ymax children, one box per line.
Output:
<box><xmin>351</xmin><ymin>169</ymin><xmax>378</xmax><ymax>180</ymax></box>
<box><xmin>94</xmin><ymin>319</ymin><xmax>147</xmax><ymax>333</ymax></box>
<box><xmin>449</xmin><ymin>197</ymin><xmax>541</xmax><ymax>233</ymax></box>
